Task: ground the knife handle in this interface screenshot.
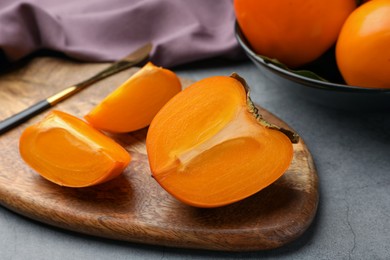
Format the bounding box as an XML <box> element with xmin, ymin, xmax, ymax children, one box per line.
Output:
<box><xmin>0</xmin><ymin>100</ymin><xmax>51</xmax><ymax>135</ymax></box>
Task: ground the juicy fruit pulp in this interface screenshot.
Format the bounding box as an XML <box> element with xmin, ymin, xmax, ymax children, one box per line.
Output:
<box><xmin>85</xmin><ymin>62</ymin><xmax>182</xmax><ymax>133</ymax></box>
<box><xmin>19</xmin><ymin>110</ymin><xmax>131</xmax><ymax>187</ymax></box>
<box><xmin>146</xmin><ymin>74</ymin><xmax>296</xmax><ymax>208</ymax></box>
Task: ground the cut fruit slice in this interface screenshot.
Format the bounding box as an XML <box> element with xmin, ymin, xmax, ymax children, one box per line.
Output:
<box><xmin>19</xmin><ymin>110</ymin><xmax>131</xmax><ymax>187</ymax></box>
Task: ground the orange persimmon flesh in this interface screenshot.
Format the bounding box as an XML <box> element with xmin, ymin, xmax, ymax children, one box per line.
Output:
<box><xmin>19</xmin><ymin>110</ymin><xmax>131</xmax><ymax>187</ymax></box>
<box><xmin>146</xmin><ymin>74</ymin><xmax>295</xmax><ymax>208</ymax></box>
<box><xmin>85</xmin><ymin>62</ymin><xmax>182</xmax><ymax>133</ymax></box>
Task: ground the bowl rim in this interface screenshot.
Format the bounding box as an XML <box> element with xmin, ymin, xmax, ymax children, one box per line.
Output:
<box><xmin>234</xmin><ymin>22</ymin><xmax>390</xmax><ymax>94</ymax></box>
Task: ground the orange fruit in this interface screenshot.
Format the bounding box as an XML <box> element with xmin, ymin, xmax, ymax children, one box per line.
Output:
<box><xmin>85</xmin><ymin>62</ymin><xmax>182</xmax><ymax>133</ymax></box>
<box><xmin>336</xmin><ymin>0</ymin><xmax>390</xmax><ymax>88</ymax></box>
<box><xmin>234</xmin><ymin>0</ymin><xmax>356</xmax><ymax>68</ymax></box>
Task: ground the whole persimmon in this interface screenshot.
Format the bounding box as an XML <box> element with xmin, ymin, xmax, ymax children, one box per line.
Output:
<box><xmin>336</xmin><ymin>0</ymin><xmax>390</xmax><ymax>88</ymax></box>
<box><xmin>234</xmin><ymin>0</ymin><xmax>356</xmax><ymax>68</ymax></box>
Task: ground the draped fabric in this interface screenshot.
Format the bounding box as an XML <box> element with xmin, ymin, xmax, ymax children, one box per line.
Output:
<box><xmin>0</xmin><ymin>0</ymin><xmax>244</xmax><ymax>67</ymax></box>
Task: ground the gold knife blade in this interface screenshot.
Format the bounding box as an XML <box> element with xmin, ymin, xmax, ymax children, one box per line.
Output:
<box><xmin>0</xmin><ymin>42</ymin><xmax>152</xmax><ymax>135</ymax></box>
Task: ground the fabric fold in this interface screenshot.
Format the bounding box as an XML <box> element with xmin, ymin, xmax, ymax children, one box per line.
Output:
<box><xmin>0</xmin><ymin>0</ymin><xmax>245</xmax><ymax>67</ymax></box>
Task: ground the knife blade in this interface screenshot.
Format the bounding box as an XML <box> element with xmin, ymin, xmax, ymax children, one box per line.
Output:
<box><xmin>0</xmin><ymin>43</ymin><xmax>152</xmax><ymax>135</ymax></box>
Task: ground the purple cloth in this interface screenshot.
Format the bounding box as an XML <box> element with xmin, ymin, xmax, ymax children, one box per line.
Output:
<box><xmin>0</xmin><ymin>0</ymin><xmax>244</xmax><ymax>67</ymax></box>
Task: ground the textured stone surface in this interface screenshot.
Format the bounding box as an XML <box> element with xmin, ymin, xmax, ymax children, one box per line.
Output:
<box><xmin>0</xmin><ymin>58</ymin><xmax>389</xmax><ymax>259</ymax></box>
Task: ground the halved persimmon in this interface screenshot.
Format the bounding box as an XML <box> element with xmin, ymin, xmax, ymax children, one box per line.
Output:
<box><xmin>19</xmin><ymin>110</ymin><xmax>131</xmax><ymax>187</ymax></box>
<box><xmin>146</xmin><ymin>74</ymin><xmax>298</xmax><ymax>208</ymax></box>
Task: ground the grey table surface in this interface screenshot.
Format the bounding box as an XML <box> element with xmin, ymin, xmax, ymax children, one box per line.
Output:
<box><xmin>0</xmin><ymin>58</ymin><xmax>389</xmax><ymax>260</ymax></box>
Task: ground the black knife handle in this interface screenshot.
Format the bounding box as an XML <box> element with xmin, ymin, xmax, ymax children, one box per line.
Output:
<box><xmin>0</xmin><ymin>100</ymin><xmax>51</xmax><ymax>135</ymax></box>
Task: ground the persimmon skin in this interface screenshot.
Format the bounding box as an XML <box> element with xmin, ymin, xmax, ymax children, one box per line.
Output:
<box><xmin>19</xmin><ymin>110</ymin><xmax>131</xmax><ymax>188</ymax></box>
<box><xmin>234</xmin><ymin>0</ymin><xmax>356</xmax><ymax>68</ymax></box>
<box><xmin>146</xmin><ymin>75</ymin><xmax>294</xmax><ymax>208</ymax></box>
<box><xmin>336</xmin><ymin>0</ymin><xmax>390</xmax><ymax>88</ymax></box>
<box><xmin>85</xmin><ymin>62</ymin><xmax>182</xmax><ymax>133</ymax></box>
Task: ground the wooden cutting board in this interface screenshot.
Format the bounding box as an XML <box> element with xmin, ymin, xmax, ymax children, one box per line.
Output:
<box><xmin>0</xmin><ymin>57</ymin><xmax>318</xmax><ymax>251</ymax></box>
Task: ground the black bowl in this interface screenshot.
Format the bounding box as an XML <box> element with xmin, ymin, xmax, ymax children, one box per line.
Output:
<box><xmin>235</xmin><ymin>23</ymin><xmax>390</xmax><ymax>111</ymax></box>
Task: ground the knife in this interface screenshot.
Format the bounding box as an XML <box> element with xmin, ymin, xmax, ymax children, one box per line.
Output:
<box><xmin>0</xmin><ymin>43</ymin><xmax>152</xmax><ymax>135</ymax></box>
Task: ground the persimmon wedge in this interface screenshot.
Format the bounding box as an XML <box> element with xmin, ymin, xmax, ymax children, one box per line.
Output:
<box><xmin>85</xmin><ymin>62</ymin><xmax>182</xmax><ymax>133</ymax></box>
<box><xmin>19</xmin><ymin>110</ymin><xmax>131</xmax><ymax>188</ymax></box>
<box><xmin>146</xmin><ymin>74</ymin><xmax>298</xmax><ymax>208</ymax></box>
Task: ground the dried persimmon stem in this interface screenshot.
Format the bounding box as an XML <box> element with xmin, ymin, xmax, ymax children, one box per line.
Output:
<box><xmin>230</xmin><ymin>73</ymin><xmax>299</xmax><ymax>143</ymax></box>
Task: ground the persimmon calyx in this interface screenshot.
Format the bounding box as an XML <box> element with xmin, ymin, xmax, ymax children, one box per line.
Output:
<box><xmin>231</xmin><ymin>73</ymin><xmax>299</xmax><ymax>143</ymax></box>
